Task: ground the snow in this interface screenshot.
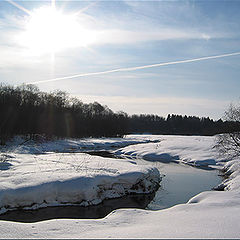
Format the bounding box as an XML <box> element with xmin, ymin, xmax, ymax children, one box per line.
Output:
<box><xmin>0</xmin><ymin>191</ymin><xmax>239</xmax><ymax>238</ymax></box>
<box><xmin>115</xmin><ymin>135</ymin><xmax>224</xmax><ymax>167</ymax></box>
<box><xmin>0</xmin><ymin>134</ymin><xmax>240</xmax><ymax>238</ymax></box>
<box><xmin>1</xmin><ymin>135</ymin><xmax>157</xmax><ymax>154</ymax></box>
<box><xmin>0</xmin><ymin>152</ymin><xmax>160</xmax><ymax>214</ymax></box>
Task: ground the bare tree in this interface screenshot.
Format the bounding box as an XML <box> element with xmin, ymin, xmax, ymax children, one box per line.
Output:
<box><xmin>215</xmin><ymin>103</ymin><xmax>240</xmax><ymax>158</ymax></box>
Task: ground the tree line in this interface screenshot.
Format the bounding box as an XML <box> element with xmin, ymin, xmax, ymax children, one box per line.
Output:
<box><xmin>128</xmin><ymin>113</ymin><xmax>240</xmax><ymax>136</ymax></box>
<box><xmin>0</xmin><ymin>84</ymin><xmax>127</xmax><ymax>143</ymax></box>
<box><xmin>0</xmin><ymin>83</ymin><xmax>239</xmax><ymax>144</ymax></box>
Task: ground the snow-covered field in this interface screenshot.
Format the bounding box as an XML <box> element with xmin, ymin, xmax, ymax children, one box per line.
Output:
<box><xmin>0</xmin><ymin>135</ymin><xmax>158</xmax><ymax>154</ymax></box>
<box><xmin>115</xmin><ymin>135</ymin><xmax>224</xmax><ymax>167</ymax></box>
<box><xmin>0</xmin><ymin>134</ymin><xmax>240</xmax><ymax>238</ymax></box>
<box><xmin>0</xmin><ymin>136</ymin><xmax>161</xmax><ymax>214</ymax></box>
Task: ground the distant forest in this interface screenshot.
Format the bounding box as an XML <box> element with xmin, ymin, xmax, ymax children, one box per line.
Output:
<box><xmin>0</xmin><ymin>83</ymin><xmax>239</xmax><ymax>143</ymax></box>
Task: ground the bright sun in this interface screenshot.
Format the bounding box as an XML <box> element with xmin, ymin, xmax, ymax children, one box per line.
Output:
<box><xmin>19</xmin><ymin>6</ymin><xmax>97</xmax><ymax>55</ymax></box>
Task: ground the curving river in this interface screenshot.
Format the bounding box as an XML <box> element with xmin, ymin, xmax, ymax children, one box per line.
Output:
<box><xmin>0</xmin><ymin>152</ymin><xmax>222</xmax><ymax>222</ymax></box>
<box><xmin>139</xmin><ymin>159</ymin><xmax>222</xmax><ymax>210</ymax></box>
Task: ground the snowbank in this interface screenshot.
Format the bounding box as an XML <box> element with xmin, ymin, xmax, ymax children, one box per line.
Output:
<box><xmin>0</xmin><ymin>190</ymin><xmax>239</xmax><ymax>239</ymax></box>
<box><xmin>216</xmin><ymin>159</ymin><xmax>240</xmax><ymax>191</ymax></box>
<box><xmin>0</xmin><ymin>135</ymin><xmax>158</xmax><ymax>154</ymax></box>
<box><xmin>0</xmin><ymin>152</ymin><xmax>160</xmax><ymax>214</ymax></box>
<box><xmin>1</xmin><ymin>135</ymin><xmax>240</xmax><ymax>238</ymax></box>
<box><xmin>115</xmin><ymin>135</ymin><xmax>225</xmax><ymax>167</ymax></box>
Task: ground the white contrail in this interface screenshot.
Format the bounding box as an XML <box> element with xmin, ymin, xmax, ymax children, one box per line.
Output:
<box><xmin>27</xmin><ymin>51</ymin><xmax>240</xmax><ymax>85</ymax></box>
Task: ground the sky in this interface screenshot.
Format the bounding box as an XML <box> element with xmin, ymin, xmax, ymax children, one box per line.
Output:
<box><xmin>0</xmin><ymin>0</ymin><xmax>240</xmax><ymax>119</ymax></box>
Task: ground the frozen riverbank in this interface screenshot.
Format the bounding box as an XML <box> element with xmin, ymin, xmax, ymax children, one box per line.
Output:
<box><xmin>0</xmin><ymin>135</ymin><xmax>158</xmax><ymax>154</ymax></box>
<box><xmin>0</xmin><ymin>191</ymin><xmax>239</xmax><ymax>238</ymax></box>
<box><xmin>115</xmin><ymin>135</ymin><xmax>225</xmax><ymax>168</ymax></box>
<box><xmin>0</xmin><ymin>151</ymin><xmax>160</xmax><ymax>215</ymax></box>
<box><xmin>0</xmin><ymin>135</ymin><xmax>240</xmax><ymax>238</ymax></box>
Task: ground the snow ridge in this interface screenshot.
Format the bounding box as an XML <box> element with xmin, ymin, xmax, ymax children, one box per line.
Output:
<box><xmin>0</xmin><ymin>151</ymin><xmax>160</xmax><ymax>214</ymax></box>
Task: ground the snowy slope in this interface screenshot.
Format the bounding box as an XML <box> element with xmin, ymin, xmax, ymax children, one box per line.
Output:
<box><xmin>0</xmin><ymin>152</ymin><xmax>160</xmax><ymax>214</ymax></box>
<box><xmin>0</xmin><ymin>135</ymin><xmax>240</xmax><ymax>238</ymax></box>
<box><xmin>115</xmin><ymin>135</ymin><xmax>225</xmax><ymax>167</ymax></box>
<box><xmin>0</xmin><ymin>190</ymin><xmax>239</xmax><ymax>239</ymax></box>
<box><xmin>0</xmin><ymin>135</ymin><xmax>158</xmax><ymax>154</ymax></box>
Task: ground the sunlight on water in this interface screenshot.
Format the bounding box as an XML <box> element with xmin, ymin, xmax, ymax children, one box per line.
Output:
<box><xmin>145</xmin><ymin>161</ymin><xmax>222</xmax><ymax>210</ymax></box>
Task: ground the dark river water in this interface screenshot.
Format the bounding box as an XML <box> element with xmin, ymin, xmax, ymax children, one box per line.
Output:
<box><xmin>0</xmin><ymin>152</ymin><xmax>222</xmax><ymax>222</ymax></box>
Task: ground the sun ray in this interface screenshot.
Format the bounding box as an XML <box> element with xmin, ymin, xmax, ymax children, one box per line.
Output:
<box><xmin>50</xmin><ymin>51</ymin><xmax>55</xmax><ymax>80</ymax></box>
<box><xmin>51</xmin><ymin>0</ymin><xmax>56</xmax><ymax>8</ymax></box>
<box><xmin>5</xmin><ymin>0</ymin><xmax>32</xmax><ymax>15</ymax></box>
<box><xmin>50</xmin><ymin>0</ymin><xmax>56</xmax><ymax>78</ymax></box>
<box><xmin>73</xmin><ymin>1</ymin><xmax>98</xmax><ymax>17</ymax></box>
<box><xmin>17</xmin><ymin>4</ymin><xmax>98</xmax><ymax>56</ymax></box>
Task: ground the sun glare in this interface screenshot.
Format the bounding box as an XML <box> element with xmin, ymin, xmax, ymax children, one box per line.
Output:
<box><xmin>18</xmin><ymin>6</ymin><xmax>97</xmax><ymax>55</ymax></box>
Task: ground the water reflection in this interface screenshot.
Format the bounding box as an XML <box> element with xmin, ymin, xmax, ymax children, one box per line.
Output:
<box><xmin>145</xmin><ymin>161</ymin><xmax>222</xmax><ymax>210</ymax></box>
<box><xmin>0</xmin><ymin>151</ymin><xmax>223</xmax><ymax>223</ymax></box>
<box><xmin>84</xmin><ymin>150</ymin><xmax>118</xmax><ymax>158</ymax></box>
<box><xmin>0</xmin><ymin>193</ymin><xmax>155</xmax><ymax>223</ymax></box>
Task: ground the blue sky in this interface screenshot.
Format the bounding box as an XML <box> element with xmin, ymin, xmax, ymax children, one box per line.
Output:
<box><xmin>0</xmin><ymin>0</ymin><xmax>240</xmax><ymax>119</ymax></box>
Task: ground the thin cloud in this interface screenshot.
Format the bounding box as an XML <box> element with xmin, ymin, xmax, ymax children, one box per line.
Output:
<box><xmin>27</xmin><ymin>51</ymin><xmax>240</xmax><ymax>85</ymax></box>
<box><xmin>94</xmin><ymin>29</ymin><xmax>213</xmax><ymax>45</ymax></box>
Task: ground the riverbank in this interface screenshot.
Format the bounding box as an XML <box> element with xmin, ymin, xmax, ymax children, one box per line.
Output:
<box><xmin>0</xmin><ymin>135</ymin><xmax>239</xmax><ymax>238</ymax></box>
<box><xmin>0</xmin><ymin>151</ymin><xmax>160</xmax><ymax>215</ymax></box>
